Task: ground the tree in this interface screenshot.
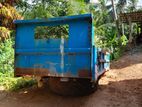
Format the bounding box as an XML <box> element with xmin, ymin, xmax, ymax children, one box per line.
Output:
<box><xmin>127</xmin><ymin>0</ymin><xmax>138</xmax><ymax>12</ymax></box>
<box><xmin>89</xmin><ymin>0</ymin><xmax>116</xmax><ymax>48</ymax></box>
<box><xmin>0</xmin><ymin>1</ymin><xmax>23</xmax><ymax>41</ymax></box>
<box><xmin>23</xmin><ymin>0</ymin><xmax>89</xmax><ymax>19</ymax></box>
<box><xmin>21</xmin><ymin>0</ymin><xmax>89</xmax><ymax>39</ymax></box>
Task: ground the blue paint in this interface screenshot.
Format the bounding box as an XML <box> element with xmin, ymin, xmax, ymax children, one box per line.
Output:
<box><xmin>16</xmin><ymin>48</ymin><xmax>91</xmax><ymax>54</ymax></box>
<box><xmin>14</xmin><ymin>14</ymin><xmax>92</xmax><ymax>24</ymax></box>
<box><xmin>14</xmin><ymin>14</ymin><xmax>110</xmax><ymax>81</ymax></box>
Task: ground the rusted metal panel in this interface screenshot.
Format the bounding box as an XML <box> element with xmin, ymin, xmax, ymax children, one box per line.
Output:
<box><xmin>78</xmin><ymin>69</ymin><xmax>92</xmax><ymax>78</ymax></box>
<box><xmin>15</xmin><ymin>68</ymin><xmax>92</xmax><ymax>78</ymax></box>
<box><xmin>15</xmin><ymin>68</ymin><xmax>50</xmax><ymax>76</ymax></box>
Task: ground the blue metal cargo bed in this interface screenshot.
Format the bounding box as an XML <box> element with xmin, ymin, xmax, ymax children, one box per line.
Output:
<box><xmin>14</xmin><ymin>14</ymin><xmax>110</xmax><ymax>95</ymax></box>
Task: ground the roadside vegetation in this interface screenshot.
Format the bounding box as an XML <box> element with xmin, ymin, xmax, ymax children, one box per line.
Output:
<box><xmin>0</xmin><ymin>0</ymin><xmax>141</xmax><ymax>90</ymax></box>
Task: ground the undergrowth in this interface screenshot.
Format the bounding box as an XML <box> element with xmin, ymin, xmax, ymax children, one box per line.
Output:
<box><xmin>0</xmin><ymin>38</ymin><xmax>36</xmax><ymax>91</ymax></box>
<box><xmin>0</xmin><ymin>75</ymin><xmax>36</xmax><ymax>91</ymax></box>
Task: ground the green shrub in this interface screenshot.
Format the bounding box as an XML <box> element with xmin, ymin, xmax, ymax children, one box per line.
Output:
<box><xmin>0</xmin><ymin>38</ymin><xmax>14</xmax><ymax>74</ymax></box>
<box><xmin>0</xmin><ymin>38</ymin><xmax>36</xmax><ymax>91</ymax></box>
<box><xmin>0</xmin><ymin>76</ymin><xmax>36</xmax><ymax>91</ymax></box>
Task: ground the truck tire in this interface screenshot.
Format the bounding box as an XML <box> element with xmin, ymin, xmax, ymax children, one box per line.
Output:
<box><xmin>48</xmin><ymin>77</ymin><xmax>98</xmax><ymax>96</ymax></box>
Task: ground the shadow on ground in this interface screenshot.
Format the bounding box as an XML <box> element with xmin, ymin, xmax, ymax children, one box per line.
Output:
<box><xmin>0</xmin><ymin>78</ymin><xmax>141</xmax><ymax>107</ymax></box>
<box><xmin>111</xmin><ymin>53</ymin><xmax>142</xmax><ymax>69</ymax></box>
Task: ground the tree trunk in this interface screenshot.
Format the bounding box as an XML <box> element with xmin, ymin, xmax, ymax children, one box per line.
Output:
<box><xmin>128</xmin><ymin>17</ymin><xmax>133</xmax><ymax>43</ymax></box>
<box><xmin>111</xmin><ymin>0</ymin><xmax>120</xmax><ymax>38</ymax></box>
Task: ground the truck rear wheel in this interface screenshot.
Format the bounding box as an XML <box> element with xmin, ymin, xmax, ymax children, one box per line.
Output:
<box><xmin>48</xmin><ymin>77</ymin><xmax>98</xmax><ymax>96</ymax></box>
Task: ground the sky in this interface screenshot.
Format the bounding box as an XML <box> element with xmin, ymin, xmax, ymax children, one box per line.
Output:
<box><xmin>137</xmin><ymin>0</ymin><xmax>142</xmax><ymax>6</ymax></box>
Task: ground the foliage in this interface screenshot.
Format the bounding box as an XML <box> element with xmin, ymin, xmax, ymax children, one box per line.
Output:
<box><xmin>120</xmin><ymin>35</ymin><xmax>128</xmax><ymax>46</ymax></box>
<box><xmin>90</xmin><ymin>0</ymin><xmax>119</xmax><ymax>58</ymax></box>
<box><xmin>0</xmin><ymin>0</ymin><xmax>19</xmax><ymax>6</ymax></box>
<box><xmin>23</xmin><ymin>0</ymin><xmax>89</xmax><ymax>19</ymax></box>
<box><xmin>91</xmin><ymin>0</ymin><xmax>140</xmax><ymax>59</ymax></box>
<box><xmin>0</xmin><ymin>76</ymin><xmax>36</xmax><ymax>91</ymax></box>
<box><xmin>0</xmin><ymin>1</ymin><xmax>28</xmax><ymax>91</ymax></box>
<box><xmin>23</xmin><ymin>0</ymin><xmax>89</xmax><ymax>40</ymax></box>
<box><xmin>0</xmin><ymin>2</ymin><xmax>22</xmax><ymax>41</ymax></box>
<box><xmin>0</xmin><ymin>38</ymin><xmax>14</xmax><ymax>73</ymax></box>
<box><xmin>0</xmin><ymin>27</ymin><xmax>10</xmax><ymax>41</ymax></box>
<box><xmin>0</xmin><ymin>3</ymin><xmax>23</xmax><ymax>29</ymax></box>
<box><xmin>35</xmin><ymin>25</ymin><xmax>69</xmax><ymax>39</ymax></box>
<box><xmin>127</xmin><ymin>0</ymin><xmax>139</xmax><ymax>12</ymax></box>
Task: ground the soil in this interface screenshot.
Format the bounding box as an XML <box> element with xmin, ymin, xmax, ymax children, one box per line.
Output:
<box><xmin>0</xmin><ymin>51</ymin><xmax>142</xmax><ymax>107</ymax></box>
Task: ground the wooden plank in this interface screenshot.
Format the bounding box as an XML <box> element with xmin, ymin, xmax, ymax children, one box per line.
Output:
<box><xmin>119</xmin><ymin>12</ymin><xmax>142</xmax><ymax>23</ymax></box>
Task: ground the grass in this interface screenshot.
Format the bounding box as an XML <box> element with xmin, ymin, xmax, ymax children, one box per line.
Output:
<box><xmin>0</xmin><ymin>72</ymin><xmax>36</xmax><ymax>91</ymax></box>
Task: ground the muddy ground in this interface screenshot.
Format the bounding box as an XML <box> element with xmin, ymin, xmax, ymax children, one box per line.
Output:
<box><xmin>0</xmin><ymin>52</ymin><xmax>142</xmax><ymax>107</ymax></box>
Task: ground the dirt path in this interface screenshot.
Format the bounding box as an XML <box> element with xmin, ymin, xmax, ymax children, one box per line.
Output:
<box><xmin>0</xmin><ymin>52</ymin><xmax>142</xmax><ymax>107</ymax></box>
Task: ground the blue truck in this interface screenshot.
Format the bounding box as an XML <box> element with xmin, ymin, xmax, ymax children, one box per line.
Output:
<box><xmin>14</xmin><ymin>14</ymin><xmax>110</xmax><ymax>95</ymax></box>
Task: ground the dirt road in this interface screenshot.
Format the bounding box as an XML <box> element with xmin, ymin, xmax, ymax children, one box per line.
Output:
<box><xmin>0</xmin><ymin>52</ymin><xmax>142</xmax><ymax>107</ymax></box>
